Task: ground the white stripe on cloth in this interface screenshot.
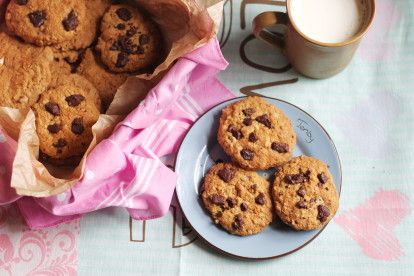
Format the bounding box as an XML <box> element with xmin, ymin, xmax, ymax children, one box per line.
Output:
<box><xmin>152</xmin><ymin>121</ymin><xmax>177</xmax><ymax>153</ymax></box>
<box><xmin>184</xmin><ymin>94</ymin><xmax>203</xmax><ymax>114</ymax></box>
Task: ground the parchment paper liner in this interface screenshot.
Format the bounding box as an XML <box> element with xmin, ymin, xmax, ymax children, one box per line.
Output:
<box><xmin>0</xmin><ymin>0</ymin><xmax>224</xmax><ymax>197</ymax></box>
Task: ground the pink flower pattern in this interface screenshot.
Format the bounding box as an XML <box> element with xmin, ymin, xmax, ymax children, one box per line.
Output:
<box><xmin>0</xmin><ymin>205</ymin><xmax>79</xmax><ymax>275</ymax></box>
<box><xmin>335</xmin><ymin>189</ymin><xmax>411</xmax><ymax>261</ymax></box>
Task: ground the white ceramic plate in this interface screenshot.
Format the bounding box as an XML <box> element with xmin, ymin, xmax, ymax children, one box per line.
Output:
<box><xmin>175</xmin><ymin>96</ymin><xmax>342</xmax><ymax>259</ymax></box>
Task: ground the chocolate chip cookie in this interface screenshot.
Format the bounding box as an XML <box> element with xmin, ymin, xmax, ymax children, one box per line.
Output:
<box><xmin>54</xmin><ymin>0</ymin><xmax>112</xmax><ymax>51</ymax></box>
<box><xmin>0</xmin><ymin>32</ymin><xmax>53</xmax><ymax>109</ymax></box>
<box><xmin>32</xmin><ymin>74</ymin><xmax>101</xmax><ymax>164</ymax></box>
<box><xmin>201</xmin><ymin>163</ymin><xmax>273</xmax><ymax>236</ymax></box>
<box><xmin>95</xmin><ymin>3</ymin><xmax>163</xmax><ymax>73</ymax></box>
<box><xmin>5</xmin><ymin>0</ymin><xmax>86</xmax><ymax>46</ymax></box>
<box><xmin>217</xmin><ymin>97</ymin><xmax>296</xmax><ymax>170</ymax></box>
<box><xmin>77</xmin><ymin>49</ymin><xmax>128</xmax><ymax>111</ymax></box>
<box><xmin>272</xmin><ymin>156</ymin><xmax>339</xmax><ymax>230</ymax></box>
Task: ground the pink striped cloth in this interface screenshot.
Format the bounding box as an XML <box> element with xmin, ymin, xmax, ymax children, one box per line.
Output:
<box><xmin>0</xmin><ymin>38</ymin><xmax>234</xmax><ymax>229</ymax></box>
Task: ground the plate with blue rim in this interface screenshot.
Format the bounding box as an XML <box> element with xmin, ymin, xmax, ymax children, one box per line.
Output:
<box><xmin>175</xmin><ymin>96</ymin><xmax>341</xmax><ymax>260</ymax></box>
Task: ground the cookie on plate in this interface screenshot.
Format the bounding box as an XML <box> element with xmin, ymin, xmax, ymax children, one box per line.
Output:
<box><xmin>272</xmin><ymin>156</ymin><xmax>339</xmax><ymax>230</ymax></box>
<box><xmin>95</xmin><ymin>3</ymin><xmax>163</xmax><ymax>73</ymax></box>
<box><xmin>5</xmin><ymin>0</ymin><xmax>86</xmax><ymax>46</ymax></box>
<box><xmin>217</xmin><ymin>97</ymin><xmax>296</xmax><ymax>170</ymax></box>
<box><xmin>0</xmin><ymin>32</ymin><xmax>53</xmax><ymax>109</ymax></box>
<box><xmin>201</xmin><ymin>163</ymin><xmax>273</xmax><ymax>236</ymax></box>
<box><xmin>32</xmin><ymin>74</ymin><xmax>101</xmax><ymax>164</ymax></box>
<box><xmin>77</xmin><ymin>49</ymin><xmax>128</xmax><ymax>111</ymax></box>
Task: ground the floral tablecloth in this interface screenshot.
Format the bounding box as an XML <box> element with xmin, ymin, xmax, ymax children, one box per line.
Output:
<box><xmin>1</xmin><ymin>0</ymin><xmax>413</xmax><ymax>275</ymax></box>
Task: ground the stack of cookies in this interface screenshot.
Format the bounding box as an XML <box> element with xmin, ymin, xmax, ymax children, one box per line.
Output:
<box><xmin>0</xmin><ymin>0</ymin><xmax>163</xmax><ymax>165</ymax></box>
<box><xmin>201</xmin><ymin>97</ymin><xmax>339</xmax><ymax>235</ymax></box>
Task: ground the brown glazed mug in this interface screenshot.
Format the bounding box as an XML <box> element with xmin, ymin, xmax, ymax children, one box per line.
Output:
<box><xmin>252</xmin><ymin>0</ymin><xmax>375</xmax><ymax>79</ymax></box>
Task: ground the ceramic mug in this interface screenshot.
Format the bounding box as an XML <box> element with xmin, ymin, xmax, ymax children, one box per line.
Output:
<box><xmin>252</xmin><ymin>0</ymin><xmax>376</xmax><ymax>79</ymax></box>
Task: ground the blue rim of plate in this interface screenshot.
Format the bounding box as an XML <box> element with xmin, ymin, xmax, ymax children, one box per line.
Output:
<box><xmin>174</xmin><ymin>96</ymin><xmax>342</xmax><ymax>260</ymax></box>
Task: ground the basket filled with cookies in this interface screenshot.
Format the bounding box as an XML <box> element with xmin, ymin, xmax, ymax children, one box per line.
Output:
<box><xmin>0</xmin><ymin>0</ymin><xmax>228</xmax><ymax>228</ymax></box>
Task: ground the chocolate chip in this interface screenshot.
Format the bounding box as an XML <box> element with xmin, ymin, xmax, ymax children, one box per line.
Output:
<box><xmin>232</xmin><ymin>214</ymin><xmax>243</xmax><ymax>229</ymax></box>
<box><xmin>240</xmin><ymin>149</ymin><xmax>254</xmax><ymax>160</ymax></box>
<box><xmin>71</xmin><ymin>118</ymin><xmax>84</xmax><ymax>135</ymax></box>
<box><xmin>110</xmin><ymin>42</ymin><xmax>120</xmax><ymax>51</ymax></box>
<box><xmin>110</xmin><ymin>36</ymin><xmax>136</xmax><ymax>54</ymax></box>
<box><xmin>116</xmin><ymin>52</ymin><xmax>129</xmax><ymax>67</ymax></box>
<box><xmin>284</xmin><ymin>173</ymin><xmax>308</xmax><ymax>184</ymax></box>
<box><xmin>271</xmin><ymin>142</ymin><xmax>289</xmax><ymax>153</ymax></box>
<box><xmin>28</xmin><ymin>10</ymin><xmax>46</xmax><ymax>27</ymax></box>
<box><xmin>217</xmin><ymin>168</ymin><xmax>235</xmax><ymax>183</ymax></box>
<box><xmin>274</xmin><ymin>166</ymin><xmax>281</xmax><ymax>175</ymax></box>
<box><xmin>64</xmin><ymin>49</ymin><xmax>85</xmax><ymax>73</ymax></box>
<box><xmin>62</xmin><ymin>10</ymin><xmax>78</xmax><ymax>31</ymax></box>
<box><xmin>242</xmin><ymin>108</ymin><xmax>255</xmax><ymax>116</ymax></box>
<box><xmin>16</xmin><ymin>0</ymin><xmax>28</xmax><ymax>5</ymax></box>
<box><xmin>226</xmin><ymin>197</ymin><xmax>236</xmax><ymax>208</ymax></box>
<box><xmin>116</xmin><ymin>8</ymin><xmax>132</xmax><ymax>21</ymax></box>
<box><xmin>255</xmin><ymin>114</ymin><xmax>271</xmax><ymax>128</ymax></box>
<box><xmin>45</xmin><ymin>102</ymin><xmax>60</xmax><ymax>116</ymax></box>
<box><xmin>209</xmin><ymin>194</ymin><xmax>225</xmax><ymax>206</ymax></box>
<box><xmin>248</xmin><ymin>133</ymin><xmax>258</xmax><ymax>142</ymax></box>
<box><xmin>139</xmin><ymin>34</ymin><xmax>149</xmax><ymax>45</ymax></box>
<box><xmin>318</xmin><ymin>173</ymin><xmax>328</xmax><ymax>184</ymax></box>
<box><xmin>296</xmin><ymin>187</ymin><xmax>306</xmax><ymax>197</ymax></box>
<box><xmin>215</xmin><ymin>159</ymin><xmax>224</xmax><ymax>164</ymax></box>
<box><xmin>65</xmin><ymin>94</ymin><xmax>85</xmax><ymax>107</ymax></box>
<box><xmin>296</xmin><ymin>201</ymin><xmax>307</xmax><ymax>209</ymax></box>
<box><xmin>116</xmin><ymin>23</ymin><xmax>125</xmax><ymax>30</ymax></box>
<box><xmin>228</xmin><ymin>125</ymin><xmax>242</xmax><ymax>140</ymax></box>
<box><xmin>243</xmin><ymin>117</ymin><xmax>252</xmax><ymax>126</ymax></box>
<box><xmin>317</xmin><ymin>205</ymin><xmax>330</xmax><ymax>222</ymax></box>
<box><xmin>126</xmin><ymin>26</ymin><xmax>137</xmax><ymax>37</ymax></box>
<box><xmin>255</xmin><ymin>192</ymin><xmax>265</xmax><ymax>205</ymax></box>
<box><xmin>47</xmin><ymin>123</ymin><xmax>61</xmax><ymax>134</ymax></box>
<box><xmin>134</xmin><ymin>46</ymin><xmax>144</xmax><ymax>55</ymax></box>
<box><xmin>53</xmin><ymin>138</ymin><xmax>67</xmax><ymax>148</ymax></box>
<box><xmin>250</xmin><ymin>184</ymin><xmax>257</xmax><ymax>193</ymax></box>
<box><xmin>240</xmin><ymin>202</ymin><xmax>248</xmax><ymax>211</ymax></box>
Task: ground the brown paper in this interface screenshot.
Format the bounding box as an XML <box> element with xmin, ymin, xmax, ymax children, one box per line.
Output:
<box><xmin>0</xmin><ymin>0</ymin><xmax>224</xmax><ymax>197</ymax></box>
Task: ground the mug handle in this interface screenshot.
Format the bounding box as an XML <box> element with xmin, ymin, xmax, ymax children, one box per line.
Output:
<box><xmin>252</xmin><ymin>11</ymin><xmax>289</xmax><ymax>50</ymax></box>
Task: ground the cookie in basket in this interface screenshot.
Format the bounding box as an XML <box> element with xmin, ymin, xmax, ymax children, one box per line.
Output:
<box><xmin>217</xmin><ymin>96</ymin><xmax>296</xmax><ymax>170</ymax></box>
<box><xmin>95</xmin><ymin>3</ymin><xmax>163</xmax><ymax>73</ymax></box>
<box><xmin>32</xmin><ymin>74</ymin><xmax>101</xmax><ymax>165</ymax></box>
<box><xmin>201</xmin><ymin>163</ymin><xmax>273</xmax><ymax>236</ymax></box>
<box><xmin>272</xmin><ymin>156</ymin><xmax>339</xmax><ymax>230</ymax></box>
<box><xmin>50</xmin><ymin>48</ymin><xmax>84</xmax><ymax>76</ymax></box>
<box><xmin>53</xmin><ymin>0</ymin><xmax>112</xmax><ymax>51</ymax></box>
<box><xmin>5</xmin><ymin>0</ymin><xmax>86</xmax><ymax>46</ymax></box>
<box><xmin>77</xmin><ymin>49</ymin><xmax>128</xmax><ymax>111</ymax></box>
<box><xmin>0</xmin><ymin>32</ymin><xmax>53</xmax><ymax>109</ymax></box>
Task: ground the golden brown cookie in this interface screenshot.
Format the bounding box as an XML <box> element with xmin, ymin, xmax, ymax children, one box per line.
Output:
<box><xmin>77</xmin><ymin>49</ymin><xmax>128</xmax><ymax>110</ymax></box>
<box><xmin>273</xmin><ymin>156</ymin><xmax>339</xmax><ymax>230</ymax></box>
<box><xmin>95</xmin><ymin>3</ymin><xmax>163</xmax><ymax>73</ymax></box>
<box><xmin>217</xmin><ymin>97</ymin><xmax>296</xmax><ymax>170</ymax></box>
<box><xmin>201</xmin><ymin>163</ymin><xmax>273</xmax><ymax>236</ymax></box>
<box><xmin>0</xmin><ymin>32</ymin><xmax>53</xmax><ymax>109</ymax></box>
<box><xmin>49</xmin><ymin>48</ymin><xmax>84</xmax><ymax>77</ymax></box>
<box><xmin>32</xmin><ymin>74</ymin><xmax>101</xmax><ymax>164</ymax></box>
<box><xmin>5</xmin><ymin>0</ymin><xmax>86</xmax><ymax>46</ymax></box>
<box><xmin>54</xmin><ymin>0</ymin><xmax>112</xmax><ymax>50</ymax></box>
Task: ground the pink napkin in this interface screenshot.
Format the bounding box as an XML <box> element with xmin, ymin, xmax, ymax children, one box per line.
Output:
<box><xmin>0</xmin><ymin>38</ymin><xmax>235</xmax><ymax>229</ymax></box>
